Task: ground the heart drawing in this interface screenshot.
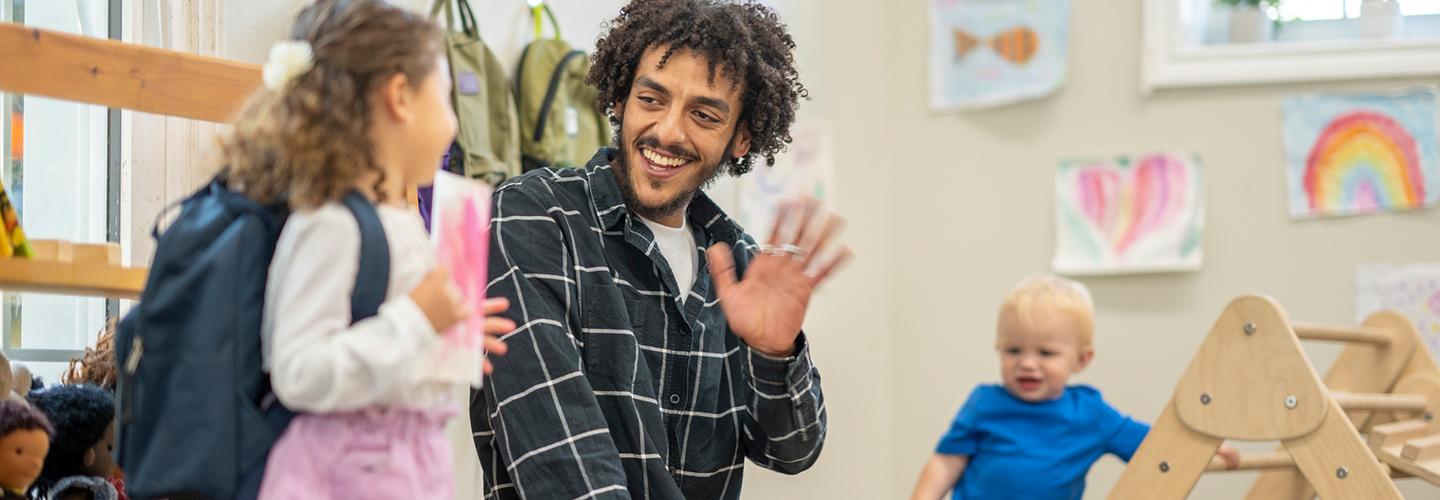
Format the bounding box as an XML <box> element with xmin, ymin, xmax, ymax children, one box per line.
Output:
<box><xmin>1072</xmin><ymin>154</ymin><xmax>1192</xmax><ymax>257</ymax></box>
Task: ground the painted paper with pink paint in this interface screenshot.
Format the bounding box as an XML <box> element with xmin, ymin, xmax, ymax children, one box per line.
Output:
<box><xmin>1053</xmin><ymin>152</ymin><xmax>1204</xmax><ymax>275</ymax></box>
<box><xmin>1358</xmin><ymin>264</ymin><xmax>1440</xmax><ymax>364</ymax></box>
<box><xmin>429</xmin><ymin>171</ymin><xmax>492</xmax><ymax>388</ymax></box>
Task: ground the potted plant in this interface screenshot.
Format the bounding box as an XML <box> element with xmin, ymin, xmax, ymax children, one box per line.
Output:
<box><xmin>1217</xmin><ymin>0</ymin><xmax>1281</xmax><ymax>43</ymax></box>
<box><xmin>1361</xmin><ymin>0</ymin><xmax>1404</xmax><ymax>39</ymax></box>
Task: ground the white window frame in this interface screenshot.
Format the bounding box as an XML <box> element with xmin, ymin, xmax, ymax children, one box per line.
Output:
<box><xmin>1</xmin><ymin>0</ymin><xmax>119</xmax><ymax>375</ymax></box>
<box><xmin>1141</xmin><ymin>0</ymin><xmax>1440</xmax><ymax>93</ymax></box>
<box><xmin>120</xmin><ymin>0</ymin><xmax>227</xmax><ymax>271</ymax></box>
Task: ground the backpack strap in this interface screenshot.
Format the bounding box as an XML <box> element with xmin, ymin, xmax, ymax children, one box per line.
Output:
<box><xmin>246</xmin><ymin>192</ymin><xmax>391</xmax><ymax>499</ymax></box>
<box><xmin>340</xmin><ymin>191</ymin><xmax>390</xmax><ymax>322</ymax></box>
<box><xmin>534</xmin><ymin>50</ymin><xmax>588</xmax><ymax>142</ymax></box>
<box><xmin>530</xmin><ymin>3</ymin><xmax>561</xmax><ymax>40</ymax></box>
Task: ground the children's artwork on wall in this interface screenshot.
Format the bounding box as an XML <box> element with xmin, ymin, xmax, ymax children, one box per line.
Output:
<box><xmin>928</xmin><ymin>0</ymin><xmax>1070</xmax><ymax>111</ymax></box>
<box><xmin>429</xmin><ymin>170</ymin><xmax>492</xmax><ymax>388</ymax></box>
<box><xmin>1357</xmin><ymin>264</ymin><xmax>1440</xmax><ymax>364</ymax></box>
<box><xmin>1283</xmin><ymin>88</ymin><xmax>1439</xmax><ymax>218</ymax></box>
<box><xmin>1053</xmin><ymin>152</ymin><xmax>1204</xmax><ymax>276</ymax></box>
<box><xmin>736</xmin><ymin>119</ymin><xmax>835</xmax><ymax>241</ymax></box>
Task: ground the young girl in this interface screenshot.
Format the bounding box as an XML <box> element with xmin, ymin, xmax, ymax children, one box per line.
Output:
<box><xmin>220</xmin><ymin>1</ymin><xmax>512</xmax><ymax>497</ymax></box>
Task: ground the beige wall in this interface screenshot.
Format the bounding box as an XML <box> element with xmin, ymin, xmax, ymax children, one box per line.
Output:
<box><xmin>878</xmin><ymin>0</ymin><xmax>1440</xmax><ymax>498</ymax></box>
<box><xmin>740</xmin><ymin>1</ymin><xmax>898</xmax><ymax>498</ymax></box>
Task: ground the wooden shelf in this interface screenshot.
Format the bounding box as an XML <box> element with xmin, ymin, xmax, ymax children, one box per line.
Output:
<box><xmin>0</xmin><ymin>22</ymin><xmax>260</xmax><ymax>123</ymax></box>
<box><xmin>0</xmin><ymin>241</ymin><xmax>146</xmax><ymax>299</ymax></box>
<box><xmin>0</xmin><ymin>258</ymin><xmax>146</xmax><ymax>299</ymax></box>
<box><xmin>0</xmin><ymin>24</ymin><xmax>246</xmax><ymax>299</ymax></box>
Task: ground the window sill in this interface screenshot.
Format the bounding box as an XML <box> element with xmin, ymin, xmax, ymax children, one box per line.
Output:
<box><xmin>1143</xmin><ymin>1</ymin><xmax>1440</xmax><ymax>92</ymax></box>
<box><xmin>1145</xmin><ymin>38</ymin><xmax>1440</xmax><ymax>92</ymax></box>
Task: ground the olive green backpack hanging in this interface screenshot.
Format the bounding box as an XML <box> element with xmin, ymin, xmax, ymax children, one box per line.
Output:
<box><xmin>515</xmin><ymin>4</ymin><xmax>610</xmax><ymax>171</ymax></box>
<box><xmin>431</xmin><ymin>0</ymin><xmax>521</xmax><ymax>185</ymax></box>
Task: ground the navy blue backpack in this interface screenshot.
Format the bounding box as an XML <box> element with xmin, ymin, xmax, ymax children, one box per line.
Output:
<box><xmin>116</xmin><ymin>175</ymin><xmax>390</xmax><ymax>500</ymax></box>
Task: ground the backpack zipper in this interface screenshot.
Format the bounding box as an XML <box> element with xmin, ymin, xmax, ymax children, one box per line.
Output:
<box><xmin>125</xmin><ymin>337</ymin><xmax>144</xmax><ymax>375</ymax></box>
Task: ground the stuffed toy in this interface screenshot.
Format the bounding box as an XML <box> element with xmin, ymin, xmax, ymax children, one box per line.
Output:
<box><xmin>0</xmin><ymin>399</ymin><xmax>51</xmax><ymax>499</ymax></box>
<box><xmin>26</xmin><ymin>386</ymin><xmax>116</xmax><ymax>500</ymax></box>
<box><xmin>0</xmin><ymin>351</ymin><xmax>33</xmax><ymax>406</ymax></box>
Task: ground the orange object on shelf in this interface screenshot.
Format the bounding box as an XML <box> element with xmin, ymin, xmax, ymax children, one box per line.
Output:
<box><xmin>8</xmin><ymin>108</ymin><xmax>20</xmax><ymax>160</ymax></box>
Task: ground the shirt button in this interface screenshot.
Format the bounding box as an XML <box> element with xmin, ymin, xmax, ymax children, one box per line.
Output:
<box><xmin>669</xmin><ymin>394</ymin><xmax>682</xmax><ymax>405</ymax></box>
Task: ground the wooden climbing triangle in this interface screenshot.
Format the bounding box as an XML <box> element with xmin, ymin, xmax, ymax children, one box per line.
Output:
<box><xmin>1108</xmin><ymin>294</ymin><xmax>1440</xmax><ymax>499</ymax></box>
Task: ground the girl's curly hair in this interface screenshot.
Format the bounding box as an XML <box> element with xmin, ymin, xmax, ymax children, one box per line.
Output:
<box><xmin>222</xmin><ymin>0</ymin><xmax>443</xmax><ymax>209</ymax></box>
<box><xmin>587</xmin><ymin>0</ymin><xmax>808</xmax><ymax>175</ymax></box>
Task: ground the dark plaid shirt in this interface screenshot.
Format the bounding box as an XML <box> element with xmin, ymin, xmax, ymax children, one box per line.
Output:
<box><xmin>472</xmin><ymin>149</ymin><xmax>827</xmax><ymax>499</ymax></box>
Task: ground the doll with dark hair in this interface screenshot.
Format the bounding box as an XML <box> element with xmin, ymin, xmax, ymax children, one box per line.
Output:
<box><xmin>61</xmin><ymin>321</ymin><xmax>125</xmax><ymax>500</ymax></box>
<box><xmin>0</xmin><ymin>399</ymin><xmax>51</xmax><ymax>499</ymax></box>
<box><xmin>25</xmin><ymin>386</ymin><xmax>116</xmax><ymax>500</ymax></box>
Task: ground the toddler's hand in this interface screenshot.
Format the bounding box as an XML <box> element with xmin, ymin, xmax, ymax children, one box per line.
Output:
<box><xmin>410</xmin><ymin>267</ymin><xmax>468</xmax><ymax>333</ymax></box>
<box><xmin>1216</xmin><ymin>443</ymin><xmax>1241</xmax><ymax>470</ymax></box>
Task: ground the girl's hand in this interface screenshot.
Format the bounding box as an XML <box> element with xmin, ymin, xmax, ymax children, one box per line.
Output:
<box><xmin>410</xmin><ymin>267</ymin><xmax>468</xmax><ymax>333</ymax></box>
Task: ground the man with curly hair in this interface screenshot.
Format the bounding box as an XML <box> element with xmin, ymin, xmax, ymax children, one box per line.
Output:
<box><xmin>471</xmin><ymin>0</ymin><xmax>850</xmax><ymax>498</ymax></box>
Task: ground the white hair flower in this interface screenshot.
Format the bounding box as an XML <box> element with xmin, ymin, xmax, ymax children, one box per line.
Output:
<box><xmin>261</xmin><ymin>40</ymin><xmax>315</xmax><ymax>91</ymax></box>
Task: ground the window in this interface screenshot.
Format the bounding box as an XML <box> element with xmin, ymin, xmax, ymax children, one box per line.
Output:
<box><xmin>1203</xmin><ymin>0</ymin><xmax>1440</xmax><ymax>45</ymax></box>
<box><xmin>1142</xmin><ymin>0</ymin><xmax>1440</xmax><ymax>91</ymax></box>
<box><xmin>1</xmin><ymin>0</ymin><xmax>122</xmax><ymax>385</ymax></box>
<box><xmin>1279</xmin><ymin>0</ymin><xmax>1440</xmax><ymax>21</ymax></box>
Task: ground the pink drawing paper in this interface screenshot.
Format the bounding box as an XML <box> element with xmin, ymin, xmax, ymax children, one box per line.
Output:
<box><xmin>429</xmin><ymin>171</ymin><xmax>493</xmax><ymax>388</ymax></box>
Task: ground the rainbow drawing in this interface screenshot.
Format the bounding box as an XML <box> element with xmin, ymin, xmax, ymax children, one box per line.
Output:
<box><xmin>1055</xmin><ymin>152</ymin><xmax>1204</xmax><ymax>276</ymax></box>
<box><xmin>1285</xmin><ymin>90</ymin><xmax>1439</xmax><ymax>218</ymax></box>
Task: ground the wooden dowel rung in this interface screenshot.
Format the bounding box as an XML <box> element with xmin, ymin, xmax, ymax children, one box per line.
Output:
<box><xmin>1206</xmin><ymin>452</ymin><xmax>1296</xmax><ymax>472</ymax></box>
<box><xmin>1333</xmin><ymin>392</ymin><xmax>1428</xmax><ymax>412</ymax></box>
<box><xmin>1292</xmin><ymin>322</ymin><xmax>1393</xmax><ymax>346</ymax></box>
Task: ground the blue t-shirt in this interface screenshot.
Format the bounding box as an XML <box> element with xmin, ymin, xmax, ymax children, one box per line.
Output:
<box><xmin>935</xmin><ymin>384</ymin><xmax>1150</xmax><ymax>500</ymax></box>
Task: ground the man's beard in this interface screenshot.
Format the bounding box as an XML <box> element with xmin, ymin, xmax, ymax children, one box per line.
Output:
<box><xmin>613</xmin><ymin>124</ymin><xmax>731</xmax><ymax>223</ymax></box>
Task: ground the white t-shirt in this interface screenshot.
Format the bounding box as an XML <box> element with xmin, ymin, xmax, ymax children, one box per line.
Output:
<box><xmin>638</xmin><ymin>216</ymin><xmax>699</xmax><ymax>304</ymax></box>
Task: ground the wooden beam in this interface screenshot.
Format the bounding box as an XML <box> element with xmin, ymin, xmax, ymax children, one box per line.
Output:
<box><xmin>0</xmin><ymin>257</ymin><xmax>145</xmax><ymax>299</ymax></box>
<box><xmin>0</xmin><ymin>22</ymin><xmax>260</xmax><ymax>123</ymax></box>
<box><xmin>1375</xmin><ymin>445</ymin><xmax>1440</xmax><ymax>485</ymax></box>
<box><xmin>1280</xmin><ymin>397</ymin><xmax>1403</xmax><ymax>499</ymax></box>
<box><xmin>1402</xmin><ymin>434</ymin><xmax>1440</xmax><ymax>462</ymax></box>
<box><xmin>1368</xmin><ymin>420</ymin><xmax>1432</xmax><ymax>449</ymax></box>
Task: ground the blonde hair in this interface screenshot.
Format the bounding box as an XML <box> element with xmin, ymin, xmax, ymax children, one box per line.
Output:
<box><xmin>999</xmin><ymin>274</ymin><xmax>1095</xmax><ymax>347</ymax></box>
<box><xmin>223</xmin><ymin>0</ymin><xmax>443</xmax><ymax>210</ymax></box>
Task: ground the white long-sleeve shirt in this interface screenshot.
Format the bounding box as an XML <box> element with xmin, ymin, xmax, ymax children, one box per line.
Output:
<box><xmin>261</xmin><ymin>201</ymin><xmax>452</xmax><ymax>413</ymax></box>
